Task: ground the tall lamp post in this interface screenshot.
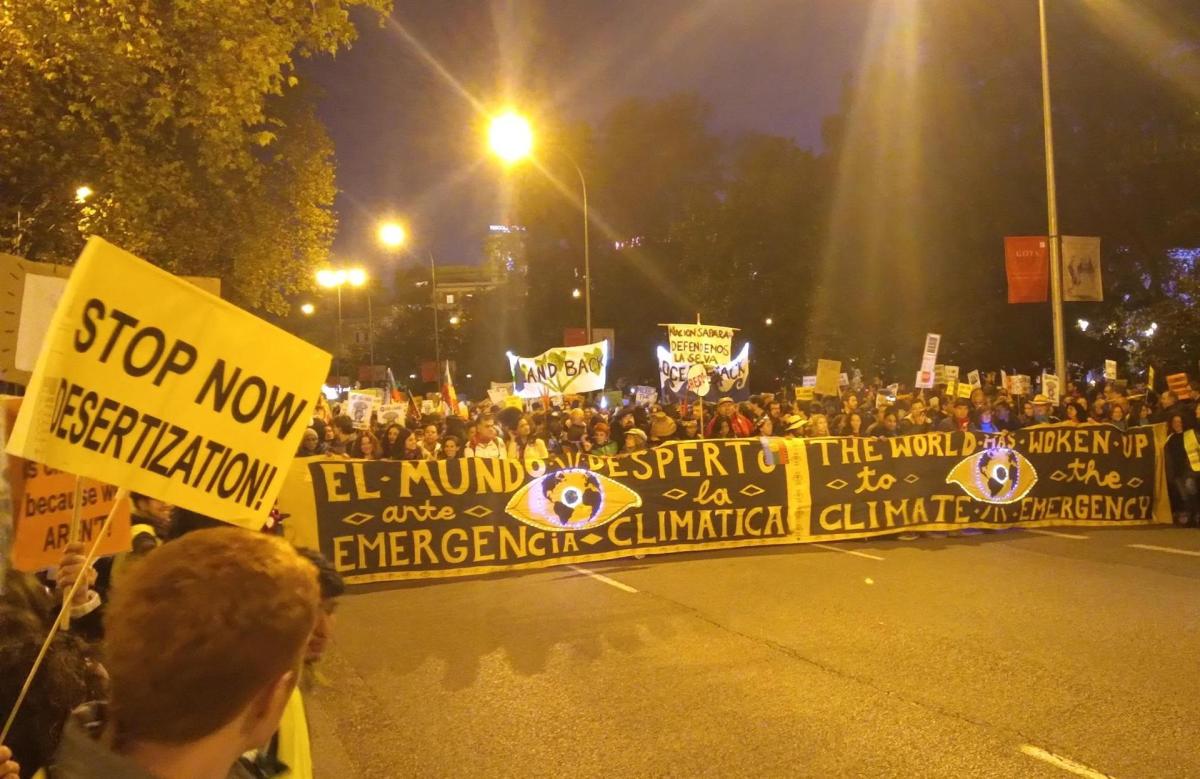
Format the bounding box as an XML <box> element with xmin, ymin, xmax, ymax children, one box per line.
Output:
<box><xmin>316</xmin><ymin>266</ymin><xmax>368</xmax><ymax>383</ymax></box>
<box><xmin>487</xmin><ymin>110</ymin><xmax>593</xmax><ymax>343</ymax></box>
<box><xmin>1038</xmin><ymin>0</ymin><xmax>1067</xmax><ymax>385</ymax></box>
<box><xmin>378</xmin><ymin>221</ymin><xmax>444</xmax><ymax>371</ymax></box>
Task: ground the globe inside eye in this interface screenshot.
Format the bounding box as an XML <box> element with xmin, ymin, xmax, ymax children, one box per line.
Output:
<box><xmin>991</xmin><ymin>464</ymin><xmax>1008</xmax><ymax>483</ymax></box>
<box><xmin>561</xmin><ymin>488</ymin><xmax>582</xmax><ymax>508</ymax></box>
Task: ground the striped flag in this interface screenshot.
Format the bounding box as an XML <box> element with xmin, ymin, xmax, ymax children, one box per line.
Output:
<box><xmin>441</xmin><ymin>361</ymin><xmax>458</xmax><ymax>411</ymax></box>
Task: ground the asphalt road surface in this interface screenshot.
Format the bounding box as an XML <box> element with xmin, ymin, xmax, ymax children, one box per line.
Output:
<box><xmin>307</xmin><ymin>526</ymin><xmax>1200</xmax><ymax>778</ymax></box>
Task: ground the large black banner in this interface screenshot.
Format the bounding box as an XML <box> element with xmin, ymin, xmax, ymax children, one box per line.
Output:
<box><xmin>299</xmin><ymin>440</ymin><xmax>791</xmax><ymax>583</ymax></box>
<box><xmin>278</xmin><ymin>425</ymin><xmax>1169</xmax><ymax>585</ymax></box>
<box><xmin>799</xmin><ymin>426</ymin><xmax>1164</xmax><ymax>540</ymax></box>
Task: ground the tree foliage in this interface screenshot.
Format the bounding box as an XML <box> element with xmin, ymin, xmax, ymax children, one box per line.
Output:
<box><xmin>0</xmin><ymin>0</ymin><xmax>388</xmax><ymax>312</ymax></box>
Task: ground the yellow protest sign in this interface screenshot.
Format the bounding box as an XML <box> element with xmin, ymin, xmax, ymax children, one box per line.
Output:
<box><xmin>7</xmin><ymin>238</ymin><xmax>330</xmax><ymax>528</ymax></box>
<box><xmin>814</xmin><ymin>359</ymin><xmax>841</xmax><ymax>397</ymax></box>
<box><xmin>794</xmin><ymin>386</ymin><xmax>814</xmax><ymax>402</ymax></box>
<box><xmin>956</xmin><ymin>382</ymin><xmax>973</xmax><ymax>399</ymax></box>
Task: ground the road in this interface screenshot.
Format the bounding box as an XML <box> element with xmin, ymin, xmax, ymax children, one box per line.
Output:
<box><xmin>306</xmin><ymin>526</ymin><xmax>1200</xmax><ymax>778</ymax></box>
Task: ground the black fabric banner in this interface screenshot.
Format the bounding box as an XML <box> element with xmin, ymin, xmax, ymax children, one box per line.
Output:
<box><xmin>302</xmin><ymin>440</ymin><xmax>790</xmax><ymax>583</ymax></box>
<box><xmin>799</xmin><ymin>427</ymin><xmax>1162</xmax><ymax>540</ymax></box>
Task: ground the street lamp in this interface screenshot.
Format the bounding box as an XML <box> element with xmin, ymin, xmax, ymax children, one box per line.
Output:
<box><xmin>300</xmin><ymin>302</ymin><xmax>315</xmax><ymax>316</ymax></box>
<box><xmin>377</xmin><ymin>221</ymin><xmax>407</xmax><ymax>249</ymax></box>
<box><xmin>377</xmin><ymin>221</ymin><xmax>443</xmax><ymax>373</ymax></box>
<box><xmin>75</xmin><ymin>185</ymin><xmax>94</xmax><ymax>204</ymax></box>
<box><xmin>487</xmin><ymin>110</ymin><xmax>594</xmax><ymax>343</ymax></box>
<box><xmin>316</xmin><ymin>265</ymin><xmax>370</xmax><ymax>381</ymax></box>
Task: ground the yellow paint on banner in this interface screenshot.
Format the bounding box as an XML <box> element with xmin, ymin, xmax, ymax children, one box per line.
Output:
<box><xmin>6</xmin><ymin>238</ymin><xmax>330</xmax><ymax>528</ymax></box>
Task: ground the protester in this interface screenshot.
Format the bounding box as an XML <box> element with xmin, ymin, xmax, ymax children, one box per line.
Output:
<box><xmin>350</xmin><ymin>430</ymin><xmax>381</xmax><ymax>459</ymax></box>
<box><xmin>508</xmin><ymin>416</ymin><xmax>549</xmax><ymax>461</ymax></box>
<box><xmin>417</xmin><ymin>423</ymin><xmax>442</xmax><ymax>460</ymax></box>
<box><xmin>939</xmin><ymin>399</ymin><xmax>971</xmax><ymax>432</ymax></box>
<box><xmin>36</xmin><ymin>528</ymin><xmax>319</xmax><ymax>779</ymax></box>
<box><xmin>327</xmin><ymin>415</ymin><xmax>357</xmax><ymax>456</ymax></box>
<box><xmin>624</xmin><ymin>427</ymin><xmax>649</xmax><ymax>453</ymax></box>
<box><xmin>441</xmin><ymin>435</ymin><xmax>463</xmax><ymax>459</ymax></box>
<box><xmin>706</xmin><ymin>397</ymin><xmax>753</xmax><ymax>438</ymax></box>
<box><xmin>807</xmin><ymin>413</ymin><xmax>831</xmax><ymax>437</ymax></box>
<box><xmin>297</xmin><ymin>428</ymin><xmax>324</xmax><ymax>457</ymax></box>
<box><xmin>466</xmin><ymin>415</ymin><xmax>506</xmax><ymax>458</ymax></box>
<box><xmin>380</xmin><ymin>424</ymin><xmax>408</xmax><ymax>459</ymax></box>
<box><xmin>590</xmin><ymin>422</ymin><xmax>619</xmax><ymax>456</ymax></box>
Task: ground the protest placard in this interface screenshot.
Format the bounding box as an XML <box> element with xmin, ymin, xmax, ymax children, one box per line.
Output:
<box><xmin>1104</xmin><ymin>360</ymin><xmax>1118</xmax><ymax>381</ymax></box>
<box><xmin>1042</xmin><ymin>373</ymin><xmax>1061</xmax><ymax>404</ymax></box>
<box><xmin>814</xmin><ymin>359</ymin><xmax>841</xmax><ymax>397</ymax></box>
<box><xmin>794</xmin><ymin>386</ymin><xmax>814</xmax><ymax>402</ymax></box>
<box><xmin>6</xmin><ymin>398</ymin><xmax>131</xmax><ymax>571</ymax></box>
<box><xmin>1166</xmin><ymin>373</ymin><xmax>1192</xmax><ymax>400</ymax></box>
<box><xmin>934</xmin><ymin>364</ymin><xmax>947</xmax><ymax>386</ymax></box>
<box><xmin>1012</xmin><ymin>374</ymin><xmax>1031</xmax><ymax>396</ymax></box>
<box><xmin>916</xmin><ymin>333</ymin><xmax>940</xmax><ymax>389</ymax></box>
<box><xmin>508</xmin><ymin>341</ymin><xmax>608</xmax><ymax>398</ymax></box>
<box><xmin>346</xmin><ymin>392</ymin><xmax>377</xmax><ymax>430</ymax></box>
<box><xmin>838</xmin><ymin>372</ymin><xmax>849</xmax><ymax>388</ymax></box>
<box><xmin>956</xmin><ymin>382</ymin><xmax>973</xmax><ymax>399</ymax></box>
<box><xmin>802</xmin><ymin>375</ymin><xmax>817</xmax><ymax>388</ymax></box>
<box><xmin>633</xmin><ymin>386</ymin><xmax>658</xmax><ymax>406</ymax></box>
<box><xmin>664</xmin><ymin>323</ymin><xmax>735</xmax><ymax>367</ymax></box>
<box><xmin>6</xmin><ymin>238</ymin><xmax>330</xmax><ymax>528</ymax></box>
<box><xmin>945</xmin><ymin>366</ymin><xmax>960</xmax><ymax>383</ymax></box>
<box><xmin>377</xmin><ymin>403</ymin><xmax>408</xmax><ymax>425</ymax></box>
<box><xmin>967</xmin><ymin>370</ymin><xmax>981</xmax><ymax>389</ymax></box>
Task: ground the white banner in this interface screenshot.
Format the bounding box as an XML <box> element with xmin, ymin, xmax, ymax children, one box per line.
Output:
<box><xmin>508</xmin><ymin>341</ymin><xmax>609</xmax><ymax>398</ymax></box>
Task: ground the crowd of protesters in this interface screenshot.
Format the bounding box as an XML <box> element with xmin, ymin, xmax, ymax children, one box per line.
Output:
<box><xmin>3</xmin><ymin>373</ymin><xmax>1197</xmax><ymax>779</ymax></box>
<box><xmin>300</xmin><ymin>373</ymin><xmax>1200</xmax><ymax>528</ymax></box>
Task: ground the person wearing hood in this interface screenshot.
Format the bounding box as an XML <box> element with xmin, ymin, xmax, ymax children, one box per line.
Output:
<box><xmin>648</xmin><ymin>413</ymin><xmax>677</xmax><ymax>445</ymax></box>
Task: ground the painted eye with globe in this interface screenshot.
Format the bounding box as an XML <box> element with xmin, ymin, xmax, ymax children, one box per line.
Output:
<box><xmin>543</xmin><ymin>471</ymin><xmax>603</xmax><ymax>527</ymax></box>
<box><xmin>505</xmin><ymin>468</ymin><xmax>643</xmax><ymax>532</ymax></box>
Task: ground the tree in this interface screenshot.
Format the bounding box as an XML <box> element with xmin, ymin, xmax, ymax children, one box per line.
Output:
<box><xmin>0</xmin><ymin>0</ymin><xmax>388</xmax><ymax>313</ymax></box>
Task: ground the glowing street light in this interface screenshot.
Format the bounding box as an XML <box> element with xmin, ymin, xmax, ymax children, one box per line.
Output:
<box><xmin>571</xmin><ymin>287</ymin><xmax>581</xmax><ymax>299</ymax></box>
<box><xmin>764</xmin><ymin>317</ymin><xmax>774</xmax><ymax>326</ymax></box>
<box><xmin>1076</xmin><ymin>318</ymin><xmax>1090</xmax><ymax>332</ymax></box>
<box><xmin>487</xmin><ymin>109</ymin><xmax>593</xmax><ymax>342</ymax></box>
<box><xmin>487</xmin><ymin>110</ymin><xmax>534</xmax><ymax>164</ymax></box>
<box><xmin>75</xmin><ymin>185</ymin><xmax>94</xmax><ymax>203</ymax></box>
<box><xmin>448</xmin><ymin>314</ymin><xmax>461</xmax><ymax>326</ymax></box>
<box><xmin>300</xmin><ymin>303</ymin><xmax>315</xmax><ymax>316</ymax></box>
<box><xmin>346</xmin><ymin>267</ymin><xmax>367</xmax><ymax>288</ymax></box>
<box><xmin>316</xmin><ymin>266</ymin><xmax>370</xmax><ymax>373</ymax></box>
<box><xmin>377</xmin><ymin>221</ymin><xmax>407</xmax><ymax>249</ymax></box>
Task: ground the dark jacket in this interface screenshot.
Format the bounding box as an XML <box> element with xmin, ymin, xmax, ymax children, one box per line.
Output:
<box><xmin>43</xmin><ymin>703</ymin><xmax>257</xmax><ymax>779</ymax></box>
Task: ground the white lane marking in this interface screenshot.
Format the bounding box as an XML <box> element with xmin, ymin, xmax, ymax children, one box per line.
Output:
<box><xmin>1026</xmin><ymin>529</ymin><xmax>1090</xmax><ymax>540</ymax></box>
<box><xmin>566</xmin><ymin>564</ymin><xmax>639</xmax><ymax>593</ymax></box>
<box><xmin>1127</xmin><ymin>543</ymin><xmax>1200</xmax><ymax>558</ymax></box>
<box><xmin>810</xmin><ymin>543</ymin><xmax>884</xmax><ymax>561</ymax></box>
<box><xmin>1018</xmin><ymin>744</ymin><xmax>1115</xmax><ymax>778</ymax></box>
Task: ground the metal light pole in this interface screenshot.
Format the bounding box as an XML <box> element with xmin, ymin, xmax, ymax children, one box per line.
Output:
<box><xmin>1039</xmin><ymin>0</ymin><xmax>1068</xmax><ymax>385</ymax></box>
<box><xmin>429</xmin><ymin>250</ymin><xmax>442</xmax><ymax>371</ymax></box>
<box><xmin>487</xmin><ymin>111</ymin><xmax>593</xmax><ymax>343</ymax></box>
<box><xmin>566</xmin><ymin>155</ymin><xmax>592</xmax><ymax>344</ymax></box>
<box><xmin>335</xmin><ymin>285</ymin><xmax>344</xmax><ymax>379</ymax></box>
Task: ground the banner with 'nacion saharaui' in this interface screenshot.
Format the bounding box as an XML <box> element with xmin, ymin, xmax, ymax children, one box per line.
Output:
<box><xmin>277</xmin><ymin>424</ymin><xmax>1170</xmax><ymax>586</ymax></box>
<box><xmin>507</xmin><ymin>341</ymin><xmax>608</xmax><ymax>398</ymax></box>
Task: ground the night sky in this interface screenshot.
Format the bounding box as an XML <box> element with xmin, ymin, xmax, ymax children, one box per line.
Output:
<box><xmin>306</xmin><ymin>0</ymin><xmax>872</xmax><ymax>272</ymax></box>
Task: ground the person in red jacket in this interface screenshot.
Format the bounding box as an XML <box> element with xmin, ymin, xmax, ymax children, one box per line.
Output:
<box><xmin>706</xmin><ymin>397</ymin><xmax>754</xmax><ymax>438</ymax></box>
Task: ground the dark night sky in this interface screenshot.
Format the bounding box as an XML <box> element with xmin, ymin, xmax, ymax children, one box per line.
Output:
<box><xmin>306</xmin><ymin>0</ymin><xmax>872</xmax><ymax>271</ymax></box>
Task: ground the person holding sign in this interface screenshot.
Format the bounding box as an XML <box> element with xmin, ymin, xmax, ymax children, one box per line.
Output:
<box><xmin>39</xmin><ymin>528</ymin><xmax>320</xmax><ymax>779</ymax></box>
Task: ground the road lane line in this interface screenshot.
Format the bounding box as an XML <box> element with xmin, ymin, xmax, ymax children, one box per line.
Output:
<box><xmin>1026</xmin><ymin>529</ymin><xmax>1090</xmax><ymax>540</ymax></box>
<box><xmin>1018</xmin><ymin>744</ymin><xmax>1114</xmax><ymax>778</ymax></box>
<box><xmin>566</xmin><ymin>565</ymin><xmax>639</xmax><ymax>593</ymax></box>
<box><xmin>810</xmin><ymin>543</ymin><xmax>884</xmax><ymax>561</ymax></box>
<box><xmin>1127</xmin><ymin>543</ymin><xmax>1200</xmax><ymax>558</ymax></box>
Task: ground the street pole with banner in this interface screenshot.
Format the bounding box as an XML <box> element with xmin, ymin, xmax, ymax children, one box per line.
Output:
<box><xmin>1039</xmin><ymin>0</ymin><xmax>1068</xmax><ymax>386</ymax></box>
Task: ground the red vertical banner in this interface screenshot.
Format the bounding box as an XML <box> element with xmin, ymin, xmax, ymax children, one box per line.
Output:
<box><xmin>1004</xmin><ymin>236</ymin><xmax>1049</xmax><ymax>303</ymax></box>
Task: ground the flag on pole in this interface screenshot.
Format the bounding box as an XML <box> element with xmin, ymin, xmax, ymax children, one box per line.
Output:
<box><xmin>386</xmin><ymin>367</ymin><xmax>401</xmax><ymax>402</ymax></box>
<box><xmin>441</xmin><ymin>361</ymin><xmax>458</xmax><ymax>411</ymax></box>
